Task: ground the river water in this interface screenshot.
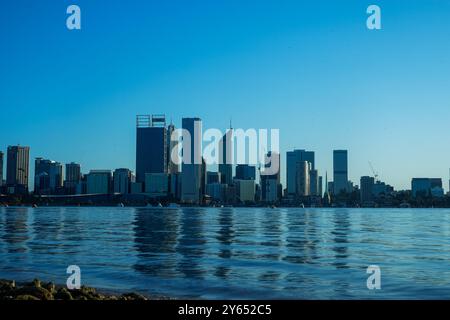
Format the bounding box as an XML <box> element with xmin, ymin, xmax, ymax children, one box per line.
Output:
<box><xmin>1</xmin><ymin>206</ymin><xmax>450</xmax><ymax>299</ymax></box>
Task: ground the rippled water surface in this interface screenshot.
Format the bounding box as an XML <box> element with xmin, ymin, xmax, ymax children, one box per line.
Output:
<box><xmin>1</xmin><ymin>207</ymin><xmax>450</xmax><ymax>299</ymax></box>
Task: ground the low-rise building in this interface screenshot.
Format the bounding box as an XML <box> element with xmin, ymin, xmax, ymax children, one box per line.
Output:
<box><xmin>235</xmin><ymin>179</ymin><xmax>256</xmax><ymax>203</ymax></box>
<box><xmin>86</xmin><ymin>170</ymin><xmax>112</xmax><ymax>194</ymax></box>
<box><xmin>412</xmin><ymin>178</ymin><xmax>442</xmax><ymax>198</ymax></box>
<box><xmin>145</xmin><ymin>173</ymin><xmax>169</xmax><ymax>197</ymax></box>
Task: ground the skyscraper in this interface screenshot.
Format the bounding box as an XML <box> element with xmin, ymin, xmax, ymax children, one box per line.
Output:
<box><xmin>166</xmin><ymin>121</ymin><xmax>181</xmax><ymax>199</ymax></box>
<box><xmin>64</xmin><ymin>162</ymin><xmax>81</xmax><ymax>194</ymax></box>
<box><xmin>360</xmin><ymin>176</ymin><xmax>375</xmax><ymax>204</ymax></box>
<box><xmin>323</xmin><ymin>171</ymin><xmax>331</xmax><ymax>205</ymax></box>
<box><xmin>113</xmin><ymin>168</ymin><xmax>132</xmax><ymax>194</ymax></box>
<box><xmin>136</xmin><ymin>115</ymin><xmax>167</xmax><ymax>184</ymax></box>
<box><xmin>318</xmin><ymin>176</ymin><xmax>323</xmax><ymax>197</ymax></box>
<box><xmin>6</xmin><ymin>145</ymin><xmax>30</xmax><ymax>194</ymax></box>
<box><xmin>411</xmin><ymin>178</ymin><xmax>443</xmax><ymax>198</ymax></box>
<box><xmin>296</xmin><ymin>161</ymin><xmax>310</xmax><ymax>196</ymax></box>
<box><xmin>145</xmin><ymin>173</ymin><xmax>169</xmax><ymax>197</ymax></box>
<box><xmin>260</xmin><ymin>151</ymin><xmax>281</xmax><ymax>202</ymax></box>
<box><xmin>166</xmin><ymin>122</ymin><xmax>179</xmax><ymax>175</ymax></box>
<box><xmin>34</xmin><ymin>158</ymin><xmax>63</xmax><ymax>195</ymax></box>
<box><xmin>86</xmin><ymin>170</ymin><xmax>112</xmax><ymax>194</ymax></box>
<box><xmin>333</xmin><ymin>150</ymin><xmax>348</xmax><ymax>195</ymax></box>
<box><xmin>219</xmin><ymin>127</ymin><xmax>233</xmax><ymax>185</ymax></box>
<box><xmin>310</xmin><ymin>169</ymin><xmax>319</xmax><ymax>196</ymax></box>
<box><xmin>65</xmin><ymin>162</ymin><xmax>81</xmax><ymax>183</ymax></box>
<box><xmin>235</xmin><ymin>164</ymin><xmax>256</xmax><ymax>180</ymax></box>
<box><xmin>0</xmin><ymin>151</ymin><xmax>3</xmax><ymax>186</ymax></box>
<box><xmin>181</xmin><ymin>117</ymin><xmax>203</xmax><ymax>204</ymax></box>
<box><xmin>206</xmin><ymin>172</ymin><xmax>221</xmax><ymax>184</ymax></box>
<box><xmin>286</xmin><ymin>149</ymin><xmax>315</xmax><ymax>197</ymax></box>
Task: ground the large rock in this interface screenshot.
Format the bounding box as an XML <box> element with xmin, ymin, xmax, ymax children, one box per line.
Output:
<box><xmin>54</xmin><ymin>288</ymin><xmax>73</xmax><ymax>300</ymax></box>
<box><xmin>30</xmin><ymin>279</ymin><xmax>41</xmax><ymax>288</ymax></box>
<box><xmin>70</xmin><ymin>285</ymin><xmax>99</xmax><ymax>300</ymax></box>
<box><xmin>16</xmin><ymin>285</ymin><xmax>54</xmax><ymax>300</ymax></box>
<box><xmin>0</xmin><ymin>279</ymin><xmax>15</xmax><ymax>289</ymax></box>
<box><xmin>43</xmin><ymin>282</ymin><xmax>56</xmax><ymax>295</ymax></box>
<box><xmin>0</xmin><ymin>279</ymin><xmax>16</xmax><ymax>294</ymax></box>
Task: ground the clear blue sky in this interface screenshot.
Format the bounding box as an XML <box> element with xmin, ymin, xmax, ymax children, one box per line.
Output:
<box><xmin>1</xmin><ymin>0</ymin><xmax>450</xmax><ymax>191</ymax></box>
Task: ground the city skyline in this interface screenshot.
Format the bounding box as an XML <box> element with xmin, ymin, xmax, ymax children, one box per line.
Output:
<box><xmin>0</xmin><ymin>114</ymin><xmax>448</xmax><ymax>196</ymax></box>
<box><xmin>2</xmin><ymin>1</ymin><xmax>450</xmax><ymax>191</ymax></box>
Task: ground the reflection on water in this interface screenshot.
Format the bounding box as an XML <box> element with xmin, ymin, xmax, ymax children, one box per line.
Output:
<box><xmin>133</xmin><ymin>208</ymin><xmax>179</xmax><ymax>278</ymax></box>
<box><xmin>215</xmin><ymin>208</ymin><xmax>234</xmax><ymax>280</ymax></box>
<box><xmin>2</xmin><ymin>208</ymin><xmax>29</xmax><ymax>254</ymax></box>
<box><xmin>1</xmin><ymin>206</ymin><xmax>450</xmax><ymax>299</ymax></box>
<box><xmin>332</xmin><ymin>209</ymin><xmax>350</xmax><ymax>270</ymax></box>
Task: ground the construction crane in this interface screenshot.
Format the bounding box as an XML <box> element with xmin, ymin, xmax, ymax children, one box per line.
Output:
<box><xmin>368</xmin><ymin>161</ymin><xmax>379</xmax><ymax>182</ymax></box>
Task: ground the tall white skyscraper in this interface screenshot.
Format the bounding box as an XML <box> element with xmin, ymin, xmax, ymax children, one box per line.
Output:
<box><xmin>181</xmin><ymin>117</ymin><xmax>203</xmax><ymax>204</ymax></box>
<box><xmin>296</xmin><ymin>160</ymin><xmax>310</xmax><ymax>196</ymax></box>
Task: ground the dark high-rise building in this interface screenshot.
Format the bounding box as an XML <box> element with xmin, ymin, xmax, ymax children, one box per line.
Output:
<box><xmin>260</xmin><ymin>151</ymin><xmax>281</xmax><ymax>202</ymax></box>
<box><xmin>412</xmin><ymin>178</ymin><xmax>443</xmax><ymax>198</ymax></box>
<box><xmin>201</xmin><ymin>157</ymin><xmax>207</xmax><ymax>199</ymax></box>
<box><xmin>310</xmin><ymin>169</ymin><xmax>319</xmax><ymax>196</ymax></box>
<box><xmin>219</xmin><ymin>128</ymin><xmax>233</xmax><ymax>185</ymax></box>
<box><xmin>86</xmin><ymin>170</ymin><xmax>112</xmax><ymax>194</ymax></box>
<box><xmin>113</xmin><ymin>168</ymin><xmax>132</xmax><ymax>194</ymax></box>
<box><xmin>235</xmin><ymin>164</ymin><xmax>256</xmax><ymax>180</ymax></box>
<box><xmin>166</xmin><ymin>122</ymin><xmax>179</xmax><ymax>174</ymax></box>
<box><xmin>6</xmin><ymin>145</ymin><xmax>30</xmax><ymax>193</ymax></box>
<box><xmin>360</xmin><ymin>176</ymin><xmax>375</xmax><ymax>203</ymax></box>
<box><xmin>64</xmin><ymin>162</ymin><xmax>81</xmax><ymax>195</ymax></box>
<box><xmin>0</xmin><ymin>151</ymin><xmax>4</xmax><ymax>186</ymax></box>
<box><xmin>286</xmin><ymin>149</ymin><xmax>315</xmax><ymax>196</ymax></box>
<box><xmin>323</xmin><ymin>172</ymin><xmax>331</xmax><ymax>205</ymax></box>
<box><xmin>333</xmin><ymin>150</ymin><xmax>349</xmax><ymax>195</ymax></box>
<box><xmin>181</xmin><ymin>117</ymin><xmax>203</xmax><ymax>204</ymax></box>
<box><xmin>65</xmin><ymin>162</ymin><xmax>81</xmax><ymax>183</ymax></box>
<box><xmin>318</xmin><ymin>176</ymin><xmax>323</xmax><ymax>197</ymax></box>
<box><xmin>207</xmin><ymin>172</ymin><xmax>221</xmax><ymax>184</ymax></box>
<box><xmin>34</xmin><ymin>158</ymin><xmax>63</xmax><ymax>195</ymax></box>
<box><xmin>136</xmin><ymin>115</ymin><xmax>168</xmax><ymax>183</ymax></box>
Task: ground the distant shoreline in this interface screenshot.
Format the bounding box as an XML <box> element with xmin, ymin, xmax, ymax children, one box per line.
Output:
<box><xmin>1</xmin><ymin>203</ymin><xmax>450</xmax><ymax>209</ymax></box>
<box><xmin>2</xmin><ymin>193</ymin><xmax>450</xmax><ymax>209</ymax></box>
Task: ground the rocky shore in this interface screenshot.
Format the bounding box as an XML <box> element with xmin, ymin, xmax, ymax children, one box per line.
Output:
<box><xmin>0</xmin><ymin>278</ymin><xmax>153</xmax><ymax>301</ymax></box>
